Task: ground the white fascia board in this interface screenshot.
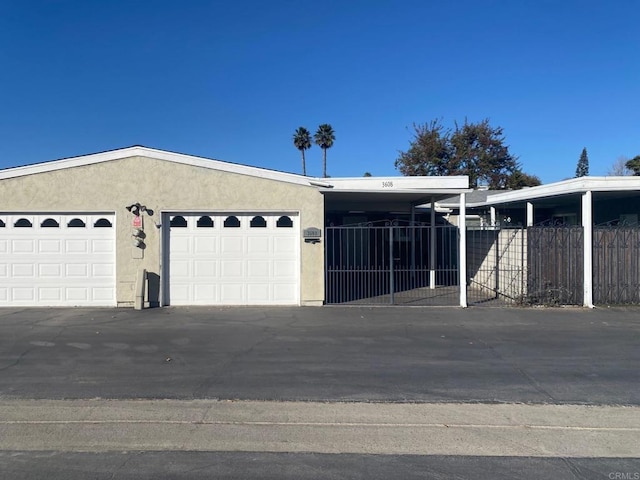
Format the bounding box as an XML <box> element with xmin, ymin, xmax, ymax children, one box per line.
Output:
<box><xmin>484</xmin><ymin>177</ymin><xmax>640</xmax><ymax>205</ymax></box>
<box><xmin>323</xmin><ymin>176</ymin><xmax>469</xmax><ymax>191</ymax></box>
<box><xmin>0</xmin><ymin>146</ymin><xmax>316</xmax><ymax>187</ymax></box>
<box><xmin>321</xmin><ymin>188</ymin><xmax>471</xmax><ymax>195</ymax></box>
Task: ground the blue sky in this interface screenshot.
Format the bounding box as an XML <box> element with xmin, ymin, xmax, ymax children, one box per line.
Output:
<box><xmin>0</xmin><ymin>0</ymin><xmax>637</xmax><ymax>183</ymax></box>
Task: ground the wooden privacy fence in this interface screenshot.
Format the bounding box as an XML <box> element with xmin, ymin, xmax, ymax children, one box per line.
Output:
<box><xmin>526</xmin><ymin>226</ymin><xmax>584</xmax><ymax>305</ymax></box>
<box><xmin>593</xmin><ymin>226</ymin><xmax>640</xmax><ymax>304</ymax></box>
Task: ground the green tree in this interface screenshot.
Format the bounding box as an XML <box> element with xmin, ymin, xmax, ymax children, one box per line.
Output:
<box><xmin>314</xmin><ymin>124</ymin><xmax>335</xmax><ymax>178</ymax></box>
<box><xmin>394</xmin><ymin>120</ymin><xmax>452</xmax><ymax>176</ymax></box>
<box><xmin>625</xmin><ymin>155</ymin><xmax>640</xmax><ymax>175</ymax></box>
<box><xmin>395</xmin><ymin>118</ymin><xmax>526</xmax><ymax>189</ymax></box>
<box><xmin>505</xmin><ymin>169</ymin><xmax>542</xmax><ymax>189</ymax></box>
<box><xmin>575</xmin><ymin>147</ymin><xmax>589</xmax><ymax>177</ymax></box>
<box><xmin>293</xmin><ymin>127</ymin><xmax>312</xmax><ymax>176</ymax></box>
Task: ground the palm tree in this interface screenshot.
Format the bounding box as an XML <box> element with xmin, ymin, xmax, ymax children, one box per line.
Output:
<box><xmin>314</xmin><ymin>124</ymin><xmax>335</xmax><ymax>178</ymax></box>
<box><xmin>293</xmin><ymin>127</ymin><xmax>312</xmax><ymax>176</ymax></box>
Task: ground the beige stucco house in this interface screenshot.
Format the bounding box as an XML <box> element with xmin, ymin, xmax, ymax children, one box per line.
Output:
<box><xmin>0</xmin><ymin>146</ymin><xmax>469</xmax><ymax>308</ymax></box>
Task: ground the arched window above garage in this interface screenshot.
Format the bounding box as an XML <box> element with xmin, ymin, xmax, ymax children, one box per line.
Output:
<box><xmin>41</xmin><ymin>218</ymin><xmax>60</xmax><ymax>228</ymax></box>
<box><xmin>224</xmin><ymin>216</ymin><xmax>240</xmax><ymax>228</ymax></box>
<box><xmin>67</xmin><ymin>218</ymin><xmax>86</xmax><ymax>228</ymax></box>
<box><xmin>250</xmin><ymin>216</ymin><xmax>267</xmax><ymax>228</ymax></box>
<box><xmin>14</xmin><ymin>218</ymin><xmax>32</xmax><ymax>227</ymax></box>
<box><xmin>170</xmin><ymin>216</ymin><xmax>187</xmax><ymax>228</ymax></box>
<box><xmin>197</xmin><ymin>216</ymin><xmax>214</xmax><ymax>228</ymax></box>
<box><xmin>276</xmin><ymin>216</ymin><xmax>293</xmax><ymax>228</ymax></box>
<box><xmin>94</xmin><ymin>218</ymin><xmax>113</xmax><ymax>228</ymax></box>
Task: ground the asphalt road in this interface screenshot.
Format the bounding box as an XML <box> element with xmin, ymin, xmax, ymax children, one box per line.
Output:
<box><xmin>0</xmin><ymin>306</ymin><xmax>638</xmax><ymax>404</ymax></box>
<box><xmin>2</xmin><ymin>451</ymin><xmax>638</xmax><ymax>480</ymax></box>
<box><xmin>1</xmin><ymin>305</ymin><xmax>639</xmax><ymax>479</ymax></box>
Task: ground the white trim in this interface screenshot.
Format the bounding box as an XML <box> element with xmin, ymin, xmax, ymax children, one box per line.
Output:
<box><xmin>459</xmin><ymin>193</ymin><xmax>467</xmax><ymax>308</ymax></box>
<box><xmin>484</xmin><ymin>177</ymin><xmax>640</xmax><ymax>205</ymax></box>
<box><xmin>323</xmin><ymin>176</ymin><xmax>469</xmax><ymax>191</ymax></box>
<box><xmin>0</xmin><ymin>146</ymin><xmax>317</xmax><ymax>187</ymax></box>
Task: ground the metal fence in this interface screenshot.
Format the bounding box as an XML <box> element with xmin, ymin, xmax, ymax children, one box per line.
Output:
<box><xmin>325</xmin><ymin>221</ymin><xmax>459</xmax><ymax>305</ymax></box>
<box><xmin>326</xmin><ymin>221</ymin><xmax>640</xmax><ymax>307</ymax></box>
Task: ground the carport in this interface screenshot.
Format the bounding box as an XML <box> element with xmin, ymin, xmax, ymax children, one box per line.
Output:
<box><xmin>317</xmin><ymin>176</ymin><xmax>470</xmax><ymax>306</ymax></box>
<box><xmin>463</xmin><ymin>177</ymin><xmax>640</xmax><ymax>307</ymax></box>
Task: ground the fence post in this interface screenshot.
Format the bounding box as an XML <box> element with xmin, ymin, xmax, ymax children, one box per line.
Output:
<box><xmin>389</xmin><ymin>225</ymin><xmax>395</xmax><ymax>304</ymax></box>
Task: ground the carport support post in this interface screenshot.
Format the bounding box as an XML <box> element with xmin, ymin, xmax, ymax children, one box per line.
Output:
<box><xmin>582</xmin><ymin>191</ymin><xmax>594</xmax><ymax>308</ymax></box>
<box><xmin>459</xmin><ymin>193</ymin><xmax>467</xmax><ymax>307</ymax></box>
<box><xmin>527</xmin><ymin>202</ymin><xmax>534</xmax><ymax>227</ymax></box>
<box><xmin>430</xmin><ymin>197</ymin><xmax>436</xmax><ymax>289</ymax></box>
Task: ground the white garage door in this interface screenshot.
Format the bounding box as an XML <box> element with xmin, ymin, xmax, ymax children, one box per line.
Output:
<box><xmin>168</xmin><ymin>213</ymin><xmax>299</xmax><ymax>305</ymax></box>
<box><xmin>0</xmin><ymin>214</ymin><xmax>116</xmax><ymax>307</ymax></box>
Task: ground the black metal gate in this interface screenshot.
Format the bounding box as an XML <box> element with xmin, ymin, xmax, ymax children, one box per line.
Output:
<box><xmin>325</xmin><ymin>221</ymin><xmax>459</xmax><ymax>305</ymax></box>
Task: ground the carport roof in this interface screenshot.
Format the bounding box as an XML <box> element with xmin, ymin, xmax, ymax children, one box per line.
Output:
<box><xmin>436</xmin><ymin>177</ymin><xmax>640</xmax><ymax>209</ymax></box>
<box><xmin>319</xmin><ymin>176</ymin><xmax>470</xmax><ymax>206</ymax></box>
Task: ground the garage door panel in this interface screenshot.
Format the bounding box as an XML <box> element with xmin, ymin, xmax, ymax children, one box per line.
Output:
<box><xmin>274</xmin><ymin>236</ymin><xmax>296</xmax><ymax>254</ymax></box>
<box><xmin>247</xmin><ymin>236</ymin><xmax>270</xmax><ymax>254</ymax></box>
<box><xmin>92</xmin><ymin>239</ymin><xmax>114</xmax><ymax>253</ymax></box>
<box><xmin>171</xmin><ymin>236</ymin><xmax>191</xmax><ymax>254</ymax></box>
<box><xmin>66</xmin><ymin>288</ymin><xmax>89</xmax><ymax>301</ymax></box>
<box><xmin>221</xmin><ymin>260</ymin><xmax>243</xmax><ymax>277</ymax></box>
<box><xmin>40</xmin><ymin>239</ymin><xmax>62</xmax><ymax>253</ymax></box>
<box><xmin>12</xmin><ymin>264</ymin><xmax>35</xmax><ymax>277</ymax></box>
<box><xmin>169</xmin><ymin>213</ymin><xmax>299</xmax><ymax>306</ymax></box>
<box><xmin>66</xmin><ymin>239</ymin><xmax>89</xmax><ymax>254</ymax></box>
<box><xmin>12</xmin><ymin>288</ymin><xmax>35</xmax><ymax>301</ymax></box>
<box><xmin>274</xmin><ymin>260</ymin><xmax>296</xmax><ymax>278</ymax></box>
<box><xmin>66</xmin><ymin>263</ymin><xmax>89</xmax><ymax>277</ymax></box>
<box><xmin>92</xmin><ymin>264</ymin><xmax>114</xmax><ymax>277</ymax></box>
<box><xmin>0</xmin><ymin>214</ymin><xmax>116</xmax><ymax>306</ymax></box>
<box><xmin>194</xmin><ymin>284</ymin><xmax>217</xmax><ymax>302</ymax></box>
<box><xmin>40</xmin><ymin>288</ymin><xmax>62</xmax><ymax>301</ymax></box>
<box><xmin>220</xmin><ymin>236</ymin><xmax>244</xmax><ymax>254</ymax></box>
<box><xmin>12</xmin><ymin>240</ymin><xmax>35</xmax><ymax>253</ymax></box>
<box><xmin>247</xmin><ymin>284</ymin><xmax>269</xmax><ymax>302</ymax></box>
<box><xmin>39</xmin><ymin>264</ymin><xmax>62</xmax><ymax>277</ymax></box>
<box><xmin>93</xmin><ymin>288</ymin><xmax>116</xmax><ymax>302</ymax></box>
<box><xmin>274</xmin><ymin>284</ymin><xmax>297</xmax><ymax>302</ymax></box>
<box><xmin>171</xmin><ymin>260</ymin><xmax>190</xmax><ymax>277</ymax></box>
<box><xmin>247</xmin><ymin>260</ymin><xmax>270</xmax><ymax>277</ymax></box>
<box><xmin>194</xmin><ymin>237</ymin><xmax>217</xmax><ymax>254</ymax></box>
<box><xmin>220</xmin><ymin>284</ymin><xmax>244</xmax><ymax>303</ymax></box>
<box><xmin>194</xmin><ymin>260</ymin><xmax>217</xmax><ymax>277</ymax></box>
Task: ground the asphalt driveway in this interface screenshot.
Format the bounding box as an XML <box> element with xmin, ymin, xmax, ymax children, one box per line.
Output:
<box><xmin>0</xmin><ymin>306</ymin><xmax>638</xmax><ymax>405</ymax></box>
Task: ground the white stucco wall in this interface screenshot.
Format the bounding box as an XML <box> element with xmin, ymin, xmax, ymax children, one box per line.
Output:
<box><xmin>0</xmin><ymin>155</ymin><xmax>325</xmax><ymax>306</ymax></box>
